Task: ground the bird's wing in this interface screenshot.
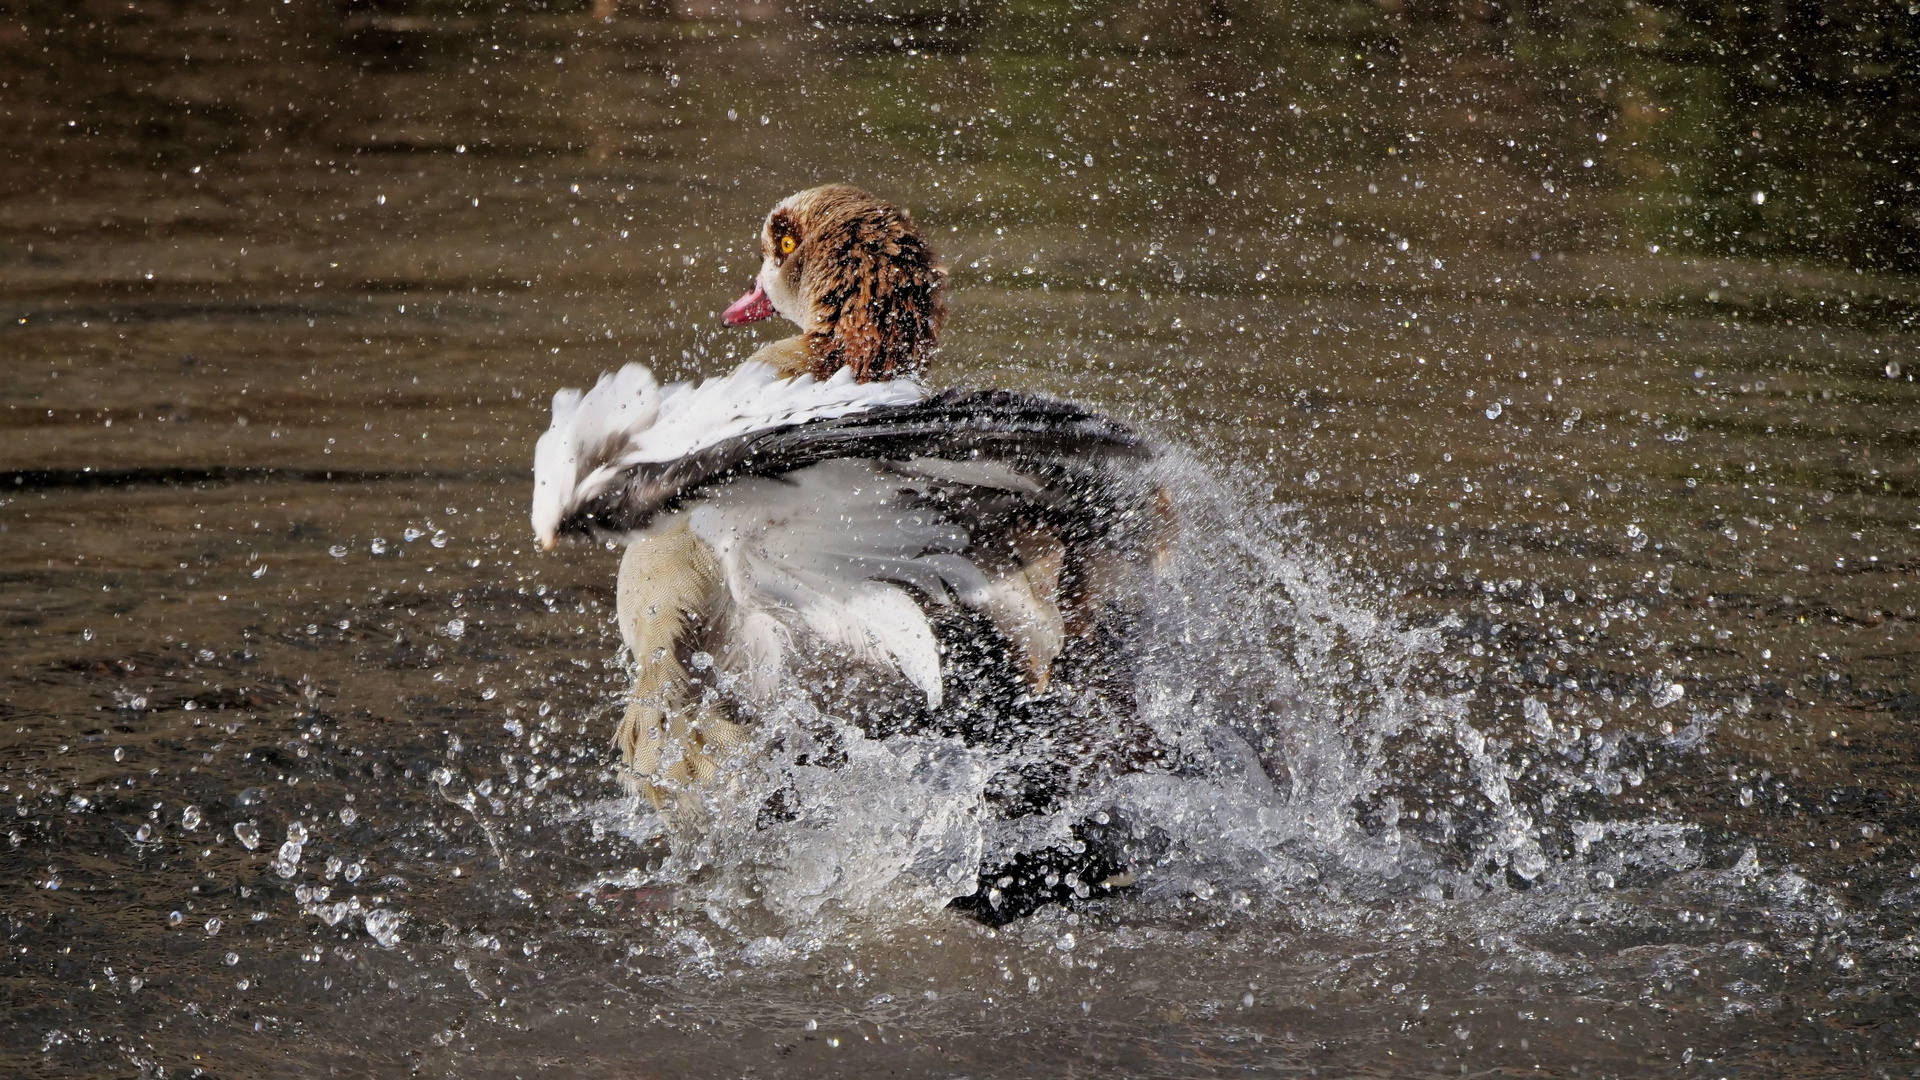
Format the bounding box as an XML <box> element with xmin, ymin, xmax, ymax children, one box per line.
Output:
<box><xmin>531</xmin><ymin>361</ymin><xmax>924</xmax><ymax>548</ymax></box>
<box><xmin>554</xmin><ymin>388</ymin><xmax>1149</xmax><ymax>541</ymax></box>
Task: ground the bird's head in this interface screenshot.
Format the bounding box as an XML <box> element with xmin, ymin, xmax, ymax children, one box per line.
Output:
<box><xmin>722</xmin><ymin>184</ymin><xmax>946</xmax><ymax>382</ymax></box>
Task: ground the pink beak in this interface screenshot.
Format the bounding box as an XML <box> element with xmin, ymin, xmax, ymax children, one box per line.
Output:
<box><xmin>722</xmin><ymin>278</ymin><xmax>775</xmax><ymax>325</ymax></box>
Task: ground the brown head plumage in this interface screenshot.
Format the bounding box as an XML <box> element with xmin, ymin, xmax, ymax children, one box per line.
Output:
<box><xmin>722</xmin><ymin>184</ymin><xmax>946</xmax><ymax>382</ymax></box>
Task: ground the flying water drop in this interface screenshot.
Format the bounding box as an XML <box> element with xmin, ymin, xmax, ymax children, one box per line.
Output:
<box><xmin>363</xmin><ymin>909</ymin><xmax>404</xmax><ymax>948</ymax></box>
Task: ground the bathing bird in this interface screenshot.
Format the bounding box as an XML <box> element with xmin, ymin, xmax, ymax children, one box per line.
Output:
<box><xmin>532</xmin><ymin>185</ymin><xmax>1172</xmax><ymax>920</ymax></box>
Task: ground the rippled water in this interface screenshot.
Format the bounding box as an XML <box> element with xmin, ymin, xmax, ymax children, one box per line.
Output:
<box><xmin>4</xmin><ymin>2</ymin><xmax>1918</xmax><ymax>1076</ymax></box>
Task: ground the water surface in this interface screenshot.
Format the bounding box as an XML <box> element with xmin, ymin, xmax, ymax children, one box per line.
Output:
<box><xmin>4</xmin><ymin>2</ymin><xmax>1919</xmax><ymax>1076</ymax></box>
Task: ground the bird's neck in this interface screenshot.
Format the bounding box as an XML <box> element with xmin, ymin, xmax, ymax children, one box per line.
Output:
<box><xmin>742</xmin><ymin>335</ymin><xmax>816</xmax><ymax>379</ymax></box>
<box><xmin>743</xmin><ymin>332</ymin><xmax>923</xmax><ymax>384</ymax></box>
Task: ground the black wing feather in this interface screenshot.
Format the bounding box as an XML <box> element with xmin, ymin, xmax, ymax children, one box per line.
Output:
<box><xmin>559</xmin><ymin>389</ymin><xmax>1148</xmax><ymax>538</ymax></box>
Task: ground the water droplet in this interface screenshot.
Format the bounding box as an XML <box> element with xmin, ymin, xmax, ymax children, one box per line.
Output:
<box><xmin>328</xmin><ymin>545</ymin><xmax>347</xmax><ymax>558</ymax></box>
<box><xmin>1484</xmin><ymin>401</ymin><xmax>1503</xmax><ymax>420</ymax></box>
<box><xmin>339</xmin><ymin>807</ymin><xmax>358</xmax><ymax>827</ymax></box>
<box><xmin>1524</xmin><ymin>698</ymin><xmax>1553</xmax><ymax>740</ymax></box>
<box><xmin>113</xmin><ymin>747</ymin><xmax>124</xmax><ymax>762</ymax></box>
<box><xmin>204</xmin><ymin>917</ymin><xmax>223</xmax><ymax>936</ymax></box>
<box><xmin>363</xmin><ymin>908</ymin><xmax>404</xmax><ymax>948</ymax></box>
<box><xmin>273</xmin><ymin>839</ymin><xmax>303</xmax><ymax>878</ymax></box>
<box><xmin>445</xmin><ymin>618</ymin><xmax>466</xmax><ymax>639</ymax></box>
<box><xmin>223</xmin><ymin>951</ymin><xmax>239</xmax><ymax>966</ymax></box>
<box><xmin>168</xmin><ymin>911</ymin><xmax>183</xmax><ymax>926</ymax></box>
<box><xmin>182</xmin><ymin>805</ymin><xmax>201</xmax><ymax>831</ymax></box>
<box><xmin>403</xmin><ymin>527</ymin><xmax>425</xmax><ymax>542</ymax></box>
<box><xmin>344</xmin><ymin>862</ymin><xmax>363</xmax><ymax>882</ymax></box>
<box><xmin>370</xmin><ymin>538</ymin><xmax>388</xmax><ymax>555</ymax></box>
<box><xmin>233</xmin><ymin>822</ymin><xmax>260</xmax><ymax>850</ymax></box>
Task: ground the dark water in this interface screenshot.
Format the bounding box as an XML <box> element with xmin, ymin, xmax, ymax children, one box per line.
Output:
<box><xmin>4</xmin><ymin>2</ymin><xmax>1919</xmax><ymax>1076</ymax></box>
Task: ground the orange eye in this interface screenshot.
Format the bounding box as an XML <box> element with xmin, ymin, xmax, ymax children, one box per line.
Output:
<box><xmin>778</xmin><ymin>235</ymin><xmax>797</xmax><ymax>255</ymax></box>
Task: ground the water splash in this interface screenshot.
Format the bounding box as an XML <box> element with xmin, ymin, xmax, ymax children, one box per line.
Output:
<box><xmin>580</xmin><ymin>449</ymin><xmax>1579</xmax><ymax>930</ymax></box>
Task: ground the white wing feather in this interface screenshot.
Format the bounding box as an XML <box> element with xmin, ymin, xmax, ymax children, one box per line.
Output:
<box><xmin>687</xmin><ymin>460</ymin><xmax>988</xmax><ymax>709</ymax></box>
<box><xmin>530</xmin><ymin>360</ymin><xmax>923</xmax><ymax>547</ymax></box>
<box><xmin>633</xmin><ymin>362</ymin><xmax>922</xmax><ymax>465</ymax></box>
<box><xmin>531</xmin><ymin>365</ymin><xmax>659</xmax><ymax>548</ymax></box>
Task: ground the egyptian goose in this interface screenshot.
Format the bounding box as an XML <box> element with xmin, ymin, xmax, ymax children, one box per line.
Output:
<box><xmin>533</xmin><ymin>185</ymin><xmax>1170</xmax><ymax>920</ymax></box>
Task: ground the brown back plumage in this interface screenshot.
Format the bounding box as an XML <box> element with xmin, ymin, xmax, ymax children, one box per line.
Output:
<box><xmin>768</xmin><ymin>184</ymin><xmax>947</xmax><ymax>382</ymax></box>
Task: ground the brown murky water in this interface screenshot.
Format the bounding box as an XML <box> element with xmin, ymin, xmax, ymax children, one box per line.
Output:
<box><xmin>4</xmin><ymin>2</ymin><xmax>1919</xmax><ymax>1077</ymax></box>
